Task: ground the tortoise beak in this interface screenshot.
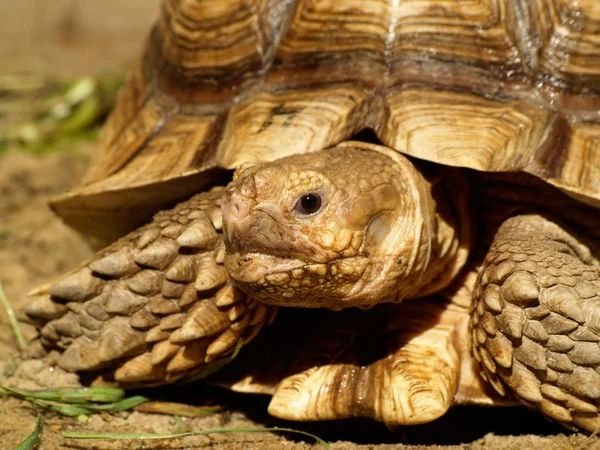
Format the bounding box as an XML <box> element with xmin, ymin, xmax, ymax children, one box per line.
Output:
<box><xmin>221</xmin><ymin>190</ymin><xmax>250</xmax><ymax>252</ymax></box>
<box><xmin>222</xmin><ymin>182</ymin><xmax>282</xmax><ymax>255</ymax></box>
<box><xmin>223</xmin><ymin>205</ymin><xmax>295</xmax><ymax>257</ymax></box>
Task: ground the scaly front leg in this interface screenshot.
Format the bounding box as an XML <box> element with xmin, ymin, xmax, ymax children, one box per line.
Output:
<box><xmin>471</xmin><ymin>214</ymin><xmax>600</xmax><ymax>432</ymax></box>
<box><xmin>26</xmin><ymin>186</ymin><xmax>276</xmax><ymax>387</ymax></box>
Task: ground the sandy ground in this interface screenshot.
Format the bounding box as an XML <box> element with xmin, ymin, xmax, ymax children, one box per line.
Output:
<box><xmin>1</xmin><ymin>1</ymin><xmax>600</xmax><ymax>449</ymax></box>
<box><xmin>0</xmin><ymin>0</ymin><xmax>161</xmax><ymax>76</ymax></box>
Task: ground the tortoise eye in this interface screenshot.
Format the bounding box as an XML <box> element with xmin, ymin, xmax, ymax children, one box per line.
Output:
<box><xmin>294</xmin><ymin>193</ymin><xmax>323</xmax><ymax>216</ymax></box>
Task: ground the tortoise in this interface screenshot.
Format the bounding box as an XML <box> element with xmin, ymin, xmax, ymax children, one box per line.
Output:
<box><xmin>24</xmin><ymin>0</ymin><xmax>600</xmax><ymax>435</ymax></box>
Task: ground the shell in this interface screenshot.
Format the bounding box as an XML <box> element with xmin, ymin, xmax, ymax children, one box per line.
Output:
<box><xmin>51</xmin><ymin>0</ymin><xmax>600</xmax><ymax>243</ymax></box>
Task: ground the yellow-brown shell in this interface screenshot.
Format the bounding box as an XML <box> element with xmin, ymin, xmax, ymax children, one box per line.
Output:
<box><xmin>54</xmin><ymin>0</ymin><xmax>600</xmax><ymax>242</ymax></box>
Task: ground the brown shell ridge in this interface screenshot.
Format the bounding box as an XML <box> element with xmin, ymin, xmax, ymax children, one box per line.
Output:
<box><xmin>509</xmin><ymin>0</ymin><xmax>537</xmax><ymax>76</ymax></box>
<box><xmin>525</xmin><ymin>115</ymin><xmax>600</xmax><ymax>208</ymax></box>
<box><xmin>82</xmin><ymin>62</ymin><xmax>155</xmax><ymax>185</ymax></box>
<box><xmin>532</xmin><ymin>0</ymin><xmax>600</xmax><ymax>94</ymax></box>
<box><xmin>153</xmin><ymin>0</ymin><xmax>295</xmax><ymax>102</ymax></box>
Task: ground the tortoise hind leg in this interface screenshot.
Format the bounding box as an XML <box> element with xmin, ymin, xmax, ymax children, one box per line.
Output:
<box><xmin>471</xmin><ymin>214</ymin><xmax>600</xmax><ymax>432</ymax></box>
<box><xmin>25</xmin><ymin>186</ymin><xmax>276</xmax><ymax>387</ymax></box>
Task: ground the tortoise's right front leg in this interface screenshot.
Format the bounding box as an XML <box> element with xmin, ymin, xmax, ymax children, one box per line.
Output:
<box><xmin>26</xmin><ymin>186</ymin><xmax>276</xmax><ymax>387</ymax></box>
<box><xmin>471</xmin><ymin>214</ymin><xmax>600</xmax><ymax>432</ymax></box>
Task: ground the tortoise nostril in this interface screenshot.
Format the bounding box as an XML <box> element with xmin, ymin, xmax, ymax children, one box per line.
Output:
<box><xmin>232</xmin><ymin>201</ymin><xmax>246</xmax><ymax>218</ymax></box>
<box><xmin>224</xmin><ymin>189</ymin><xmax>253</xmax><ymax>221</ymax></box>
<box><xmin>240</xmin><ymin>175</ymin><xmax>257</xmax><ymax>198</ymax></box>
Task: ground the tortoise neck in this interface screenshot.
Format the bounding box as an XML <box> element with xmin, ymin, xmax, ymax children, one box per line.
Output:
<box><xmin>349</xmin><ymin>145</ymin><xmax>472</xmax><ymax>304</ymax></box>
<box><xmin>408</xmin><ymin>165</ymin><xmax>473</xmax><ymax>299</ymax></box>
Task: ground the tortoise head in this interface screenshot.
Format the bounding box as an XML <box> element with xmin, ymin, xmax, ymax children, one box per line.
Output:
<box><xmin>222</xmin><ymin>142</ymin><xmax>463</xmax><ymax>310</ymax></box>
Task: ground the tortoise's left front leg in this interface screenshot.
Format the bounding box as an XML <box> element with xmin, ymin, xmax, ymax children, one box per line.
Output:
<box><xmin>471</xmin><ymin>214</ymin><xmax>600</xmax><ymax>432</ymax></box>
<box><xmin>25</xmin><ymin>186</ymin><xmax>276</xmax><ymax>388</ymax></box>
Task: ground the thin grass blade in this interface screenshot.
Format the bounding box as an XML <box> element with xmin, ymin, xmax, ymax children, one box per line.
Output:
<box><xmin>0</xmin><ymin>280</ymin><xmax>27</xmax><ymax>351</ymax></box>
<box><xmin>0</xmin><ymin>385</ymin><xmax>125</xmax><ymax>403</ymax></box>
<box><xmin>81</xmin><ymin>395</ymin><xmax>149</xmax><ymax>412</ymax></box>
<box><xmin>49</xmin><ymin>404</ymin><xmax>92</xmax><ymax>417</ymax></box>
<box><xmin>62</xmin><ymin>426</ymin><xmax>329</xmax><ymax>448</ymax></box>
<box><xmin>134</xmin><ymin>401</ymin><xmax>221</xmax><ymax>417</ymax></box>
<box><xmin>13</xmin><ymin>415</ymin><xmax>42</xmax><ymax>450</ymax></box>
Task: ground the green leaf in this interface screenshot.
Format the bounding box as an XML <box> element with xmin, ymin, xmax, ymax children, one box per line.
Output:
<box><xmin>0</xmin><ymin>280</ymin><xmax>27</xmax><ymax>351</ymax></box>
<box><xmin>54</xmin><ymin>95</ymin><xmax>101</xmax><ymax>136</ymax></box>
<box><xmin>1</xmin><ymin>71</ymin><xmax>124</xmax><ymax>153</ymax></box>
<box><xmin>49</xmin><ymin>404</ymin><xmax>92</xmax><ymax>417</ymax></box>
<box><xmin>133</xmin><ymin>401</ymin><xmax>221</xmax><ymax>417</ymax></box>
<box><xmin>80</xmin><ymin>395</ymin><xmax>149</xmax><ymax>412</ymax></box>
<box><xmin>13</xmin><ymin>415</ymin><xmax>42</xmax><ymax>450</ymax></box>
<box><xmin>0</xmin><ymin>385</ymin><xmax>126</xmax><ymax>404</ymax></box>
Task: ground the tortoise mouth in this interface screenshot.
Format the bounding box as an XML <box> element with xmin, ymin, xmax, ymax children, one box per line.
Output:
<box><xmin>224</xmin><ymin>250</ymin><xmax>371</xmax><ymax>309</ymax></box>
<box><xmin>224</xmin><ymin>251</ymin><xmax>306</xmax><ymax>286</ymax></box>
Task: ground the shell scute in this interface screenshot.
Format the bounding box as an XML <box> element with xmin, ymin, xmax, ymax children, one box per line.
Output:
<box><xmin>52</xmin><ymin>0</ymin><xmax>600</xmax><ymax>241</ymax></box>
